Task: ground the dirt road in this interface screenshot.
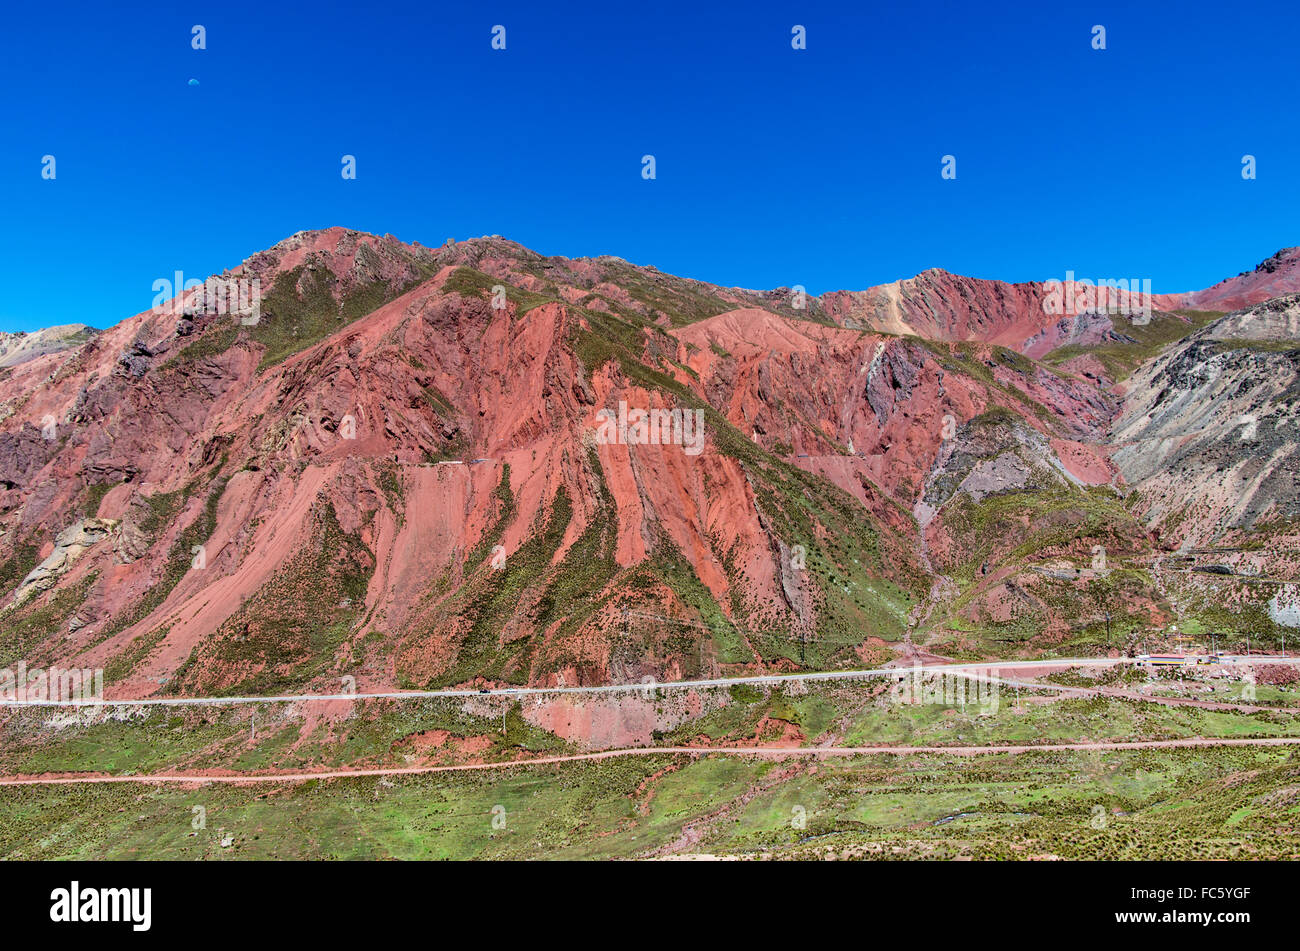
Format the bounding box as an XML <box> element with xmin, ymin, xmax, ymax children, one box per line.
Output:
<box><xmin>3</xmin><ymin>735</ymin><xmax>1298</xmax><ymax>786</ymax></box>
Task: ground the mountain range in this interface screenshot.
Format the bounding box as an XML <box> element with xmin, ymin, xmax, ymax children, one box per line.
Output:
<box><xmin>2</xmin><ymin>228</ymin><xmax>1298</xmax><ymax>698</ymax></box>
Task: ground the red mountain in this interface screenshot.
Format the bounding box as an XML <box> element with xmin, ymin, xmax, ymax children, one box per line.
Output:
<box><xmin>0</xmin><ymin>228</ymin><xmax>1297</xmax><ymax>698</ymax></box>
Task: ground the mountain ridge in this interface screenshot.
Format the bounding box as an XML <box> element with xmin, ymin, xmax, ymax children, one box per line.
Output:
<box><xmin>0</xmin><ymin>227</ymin><xmax>1297</xmax><ymax>701</ymax></box>
<box><xmin>12</xmin><ymin>227</ymin><xmax>1298</xmax><ymax>356</ymax></box>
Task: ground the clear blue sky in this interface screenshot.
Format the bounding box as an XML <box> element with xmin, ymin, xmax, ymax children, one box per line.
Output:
<box><xmin>1</xmin><ymin>0</ymin><xmax>1297</xmax><ymax>331</ymax></box>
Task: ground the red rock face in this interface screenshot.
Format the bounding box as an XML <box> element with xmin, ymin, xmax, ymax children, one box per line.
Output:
<box><xmin>0</xmin><ymin>233</ymin><xmax>921</xmax><ymax>694</ymax></box>
<box><xmin>672</xmin><ymin>309</ymin><xmax>1112</xmax><ymax>504</ymax></box>
<box><xmin>0</xmin><ymin>229</ymin><xmax>1294</xmax><ymax>693</ymax></box>
<box><xmin>818</xmin><ymin>252</ymin><xmax>1300</xmax><ymax>354</ymax></box>
<box><xmin>819</xmin><ymin>269</ymin><xmax>1144</xmax><ymax>357</ymax></box>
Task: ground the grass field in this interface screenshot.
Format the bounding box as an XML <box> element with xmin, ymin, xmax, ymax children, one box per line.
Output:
<box><xmin>3</xmin><ymin>663</ymin><xmax>1300</xmax><ymax>859</ymax></box>
<box><xmin>3</xmin><ymin>744</ymin><xmax>1298</xmax><ymax>860</ymax></box>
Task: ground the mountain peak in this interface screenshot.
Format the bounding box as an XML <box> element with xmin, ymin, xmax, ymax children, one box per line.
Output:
<box><xmin>1181</xmin><ymin>245</ymin><xmax>1300</xmax><ymax>311</ymax></box>
<box><xmin>1246</xmin><ymin>246</ymin><xmax>1300</xmax><ymax>276</ymax></box>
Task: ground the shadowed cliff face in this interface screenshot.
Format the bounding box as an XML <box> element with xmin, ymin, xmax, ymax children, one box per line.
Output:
<box><xmin>0</xmin><ymin>228</ymin><xmax>1296</xmax><ymax>695</ymax></box>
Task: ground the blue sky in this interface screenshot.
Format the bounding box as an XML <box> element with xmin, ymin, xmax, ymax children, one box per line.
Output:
<box><xmin>1</xmin><ymin>0</ymin><xmax>1297</xmax><ymax>331</ymax></box>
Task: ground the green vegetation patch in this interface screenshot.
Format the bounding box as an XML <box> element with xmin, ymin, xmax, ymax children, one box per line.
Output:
<box><xmin>1043</xmin><ymin>309</ymin><xmax>1225</xmax><ymax>381</ymax></box>
<box><xmin>169</xmin><ymin>501</ymin><xmax>374</xmax><ymax>695</ymax></box>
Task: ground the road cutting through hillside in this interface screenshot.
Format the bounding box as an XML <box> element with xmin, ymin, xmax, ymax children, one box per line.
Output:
<box><xmin>3</xmin><ymin>736</ymin><xmax>1300</xmax><ymax>786</ymax></box>
<box><xmin>6</xmin><ymin>654</ymin><xmax>1295</xmax><ymax>709</ymax></box>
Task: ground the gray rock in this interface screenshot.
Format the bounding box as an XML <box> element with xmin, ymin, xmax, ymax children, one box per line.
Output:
<box><xmin>9</xmin><ymin>517</ymin><xmax>117</xmax><ymax>606</ymax></box>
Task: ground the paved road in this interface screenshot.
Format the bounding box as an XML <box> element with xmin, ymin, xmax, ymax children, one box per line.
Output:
<box><xmin>0</xmin><ymin>656</ymin><xmax>1135</xmax><ymax>708</ymax></box>
<box><xmin>4</xmin><ymin>654</ymin><xmax>1294</xmax><ymax>709</ymax></box>
<box><xmin>4</xmin><ymin>735</ymin><xmax>1300</xmax><ymax>786</ymax></box>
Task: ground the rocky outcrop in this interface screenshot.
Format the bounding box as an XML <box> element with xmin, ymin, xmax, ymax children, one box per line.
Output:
<box><xmin>1157</xmin><ymin>248</ymin><xmax>1300</xmax><ymax>313</ymax></box>
<box><xmin>0</xmin><ymin>324</ymin><xmax>96</xmax><ymax>368</ymax></box>
<box><xmin>10</xmin><ymin>518</ymin><xmax>117</xmax><ymax>606</ymax></box>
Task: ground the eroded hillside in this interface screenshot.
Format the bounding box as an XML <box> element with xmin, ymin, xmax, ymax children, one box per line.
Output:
<box><xmin>1</xmin><ymin>229</ymin><xmax>1297</xmax><ymax>697</ymax></box>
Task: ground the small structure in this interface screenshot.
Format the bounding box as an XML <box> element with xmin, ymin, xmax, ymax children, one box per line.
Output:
<box><xmin>1141</xmin><ymin>653</ymin><xmax>1196</xmax><ymax>668</ymax></box>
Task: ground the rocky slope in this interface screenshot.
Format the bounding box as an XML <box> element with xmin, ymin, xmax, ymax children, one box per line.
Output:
<box><xmin>0</xmin><ymin>228</ymin><xmax>1297</xmax><ymax>697</ymax></box>
<box><xmin>1111</xmin><ymin>295</ymin><xmax>1300</xmax><ymax>544</ymax></box>
<box><xmin>1156</xmin><ymin>247</ymin><xmax>1300</xmax><ymax>313</ymax></box>
<box><xmin>0</xmin><ymin>325</ymin><xmax>97</xmax><ymax>369</ymax></box>
<box><xmin>820</xmin><ymin>268</ymin><xmax>1139</xmax><ymax>358</ymax></box>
